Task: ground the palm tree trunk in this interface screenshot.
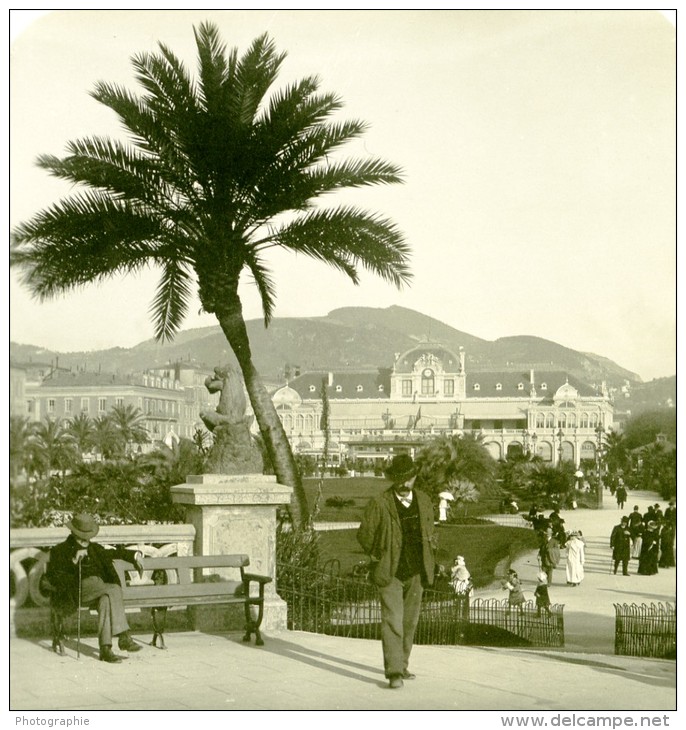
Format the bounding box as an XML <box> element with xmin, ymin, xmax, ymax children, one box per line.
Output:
<box><xmin>214</xmin><ymin>301</ymin><xmax>309</xmax><ymax>529</ymax></box>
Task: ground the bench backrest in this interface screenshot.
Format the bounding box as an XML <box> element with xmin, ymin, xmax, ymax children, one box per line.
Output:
<box><xmin>115</xmin><ymin>554</ymin><xmax>250</xmax><ymax>586</ymax></box>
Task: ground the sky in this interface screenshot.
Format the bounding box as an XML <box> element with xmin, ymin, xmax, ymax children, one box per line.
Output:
<box><xmin>8</xmin><ymin>9</ymin><xmax>676</xmax><ymax>382</ymax></box>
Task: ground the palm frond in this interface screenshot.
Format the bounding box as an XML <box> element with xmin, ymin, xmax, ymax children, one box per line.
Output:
<box><xmin>243</xmin><ymin>249</ymin><xmax>278</xmax><ymax>326</ymax></box>
<box><xmin>305</xmin><ymin>158</ymin><xmax>404</xmax><ymax>193</ymax></box>
<box><xmin>91</xmin><ymin>81</ymin><xmax>205</xmax><ymax>200</ymax></box>
<box><xmin>150</xmin><ymin>261</ymin><xmax>194</xmax><ymax>341</ymax></box>
<box><xmin>194</xmin><ymin>21</ymin><xmax>234</xmax><ymax>114</ymax></box>
<box><xmin>233</xmin><ymin>33</ymin><xmax>286</xmax><ymax>126</ymax></box>
<box><xmin>37</xmin><ymin>137</ymin><xmax>167</xmax><ymax>205</ymax></box>
<box><xmin>10</xmin><ymin>192</ymin><xmax>168</xmax><ymax>298</ymax></box>
<box><xmin>270</xmin><ymin>206</ymin><xmax>411</xmax><ymax>288</ymax></box>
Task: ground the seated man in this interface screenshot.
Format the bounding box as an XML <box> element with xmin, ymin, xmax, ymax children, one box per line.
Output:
<box><xmin>45</xmin><ymin>513</ymin><xmax>145</xmax><ymax>663</ymax></box>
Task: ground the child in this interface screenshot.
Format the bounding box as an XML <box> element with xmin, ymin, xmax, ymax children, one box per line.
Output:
<box><xmin>450</xmin><ymin>555</ymin><xmax>472</xmax><ymax>595</ymax></box>
<box><xmin>502</xmin><ymin>568</ymin><xmax>525</xmax><ymax>608</ymax></box>
<box><xmin>534</xmin><ymin>571</ymin><xmax>552</xmax><ymax>615</ymax></box>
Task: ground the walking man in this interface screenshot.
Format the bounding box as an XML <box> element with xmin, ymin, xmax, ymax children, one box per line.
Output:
<box><xmin>538</xmin><ymin>527</ymin><xmax>561</xmax><ymax>585</ymax></box>
<box><xmin>357</xmin><ymin>454</ymin><xmax>437</xmax><ymax>689</ymax></box>
<box><xmin>45</xmin><ymin>513</ymin><xmax>145</xmax><ymax>663</ymax></box>
<box><xmin>610</xmin><ymin>516</ymin><xmax>632</xmax><ymax>575</ymax></box>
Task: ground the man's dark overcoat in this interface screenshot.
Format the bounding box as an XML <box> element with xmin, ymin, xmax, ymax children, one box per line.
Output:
<box><xmin>357</xmin><ymin>487</ymin><xmax>437</xmax><ymax>588</ymax></box>
<box><xmin>45</xmin><ymin>534</ymin><xmax>138</xmax><ymax>612</ymax></box>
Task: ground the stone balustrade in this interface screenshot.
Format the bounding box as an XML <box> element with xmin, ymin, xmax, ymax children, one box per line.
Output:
<box><xmin>10</xmin><ymin>523</ymin><xmax>196</xmax><ymax>636</ymax></box>
<box><xmin>10</xmin><ymin>472</ymin><xmax>293</xmax><ymax>637</ymax></box>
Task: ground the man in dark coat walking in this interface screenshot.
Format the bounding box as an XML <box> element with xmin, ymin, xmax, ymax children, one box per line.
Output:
<box><xmin>610</xmin><ymin>516</ymin><xmax>632</xmax><ymax>575</ymax></box>
<box><xmin>357</xmin><ymin>454</ymin><xmax>437</xmax><ymax>689</ymax></box>
<box><xmin>45</xmin><ymin>513</ymin><xmax>145</xmax><ymax>663</ymax></box>
<box><xmin>538</xmin><ymin>527</ymin><xmax>561</xmax><ymax>585</ymax></box>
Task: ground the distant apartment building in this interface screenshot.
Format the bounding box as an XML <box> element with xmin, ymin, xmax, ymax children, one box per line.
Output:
<box><xmin>18</xmin><ymin>361</ymin><xmax>220</xmax><ymax>449</ymax></box>
<box><xmin>10</xmin><ymin>365</ymin><xmax>27</xmax><ymax>417</ymax></box>
<box><xmin>271</xmin><ymin>342</ymin><xmax>615</xmax><ymax>470</ymax></box>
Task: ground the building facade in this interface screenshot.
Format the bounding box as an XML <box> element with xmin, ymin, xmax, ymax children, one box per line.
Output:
<box><xmin>19</xmin><ymin>362</ymin><xmax>220</xmax><ymax>450</ymax></box>
<box><xmin>271</xmin><ymin>343</ymin><xmax>615</xmax><ymax>470</ymax></box>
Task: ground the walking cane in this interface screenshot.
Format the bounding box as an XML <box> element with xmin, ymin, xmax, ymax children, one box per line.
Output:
<box><xmin>76</xmin><ymin>554</ymin><xmax>82</xmax><ymax>660</ymax></box>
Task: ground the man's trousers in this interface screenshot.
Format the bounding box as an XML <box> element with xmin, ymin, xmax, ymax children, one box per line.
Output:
<box><xmin>80</xmin><ymin>576</ymin><xmax>130</xmax><ymax>647</ymax></box>
<box><xmin>378</xmin><ymin>574</ymin><xmax>424</xmax><ymax>678</ymax></box>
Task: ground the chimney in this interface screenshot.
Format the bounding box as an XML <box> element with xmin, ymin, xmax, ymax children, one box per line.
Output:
<box><xmin>328</xmin><ymin>371</ymin><xmax>333</xmax><ymax>387</ymax></box>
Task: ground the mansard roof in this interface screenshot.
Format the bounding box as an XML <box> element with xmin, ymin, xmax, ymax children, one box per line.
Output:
<box><xmin>287</xmin><ymin>369</ymin><xmax>392</xmax><ymax>400</ymax></box>
<box><xmin>465</xmin><ymin>371</ymin><xmax>598</xmax><ymax>399</ymax></box>
<box><xmin>38</xmin><ymin>371</ymin><xmax>135</xmax><ymax>388</ymax></box>
<box><xmin>37</xmin><ymin>370</ymin><xmax>181</xmax><ymax>391</ymax></box>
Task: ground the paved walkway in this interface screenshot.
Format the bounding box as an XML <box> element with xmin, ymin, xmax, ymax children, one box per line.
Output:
<box><xmin>9</xmin><ymin>490</ymin><xmax>677</xmax><ymax>713</ymax></box>
<box><xmin>474</xmin><ymin>489</ymin><xmax>677</xmax><ymax>655</ymax></box>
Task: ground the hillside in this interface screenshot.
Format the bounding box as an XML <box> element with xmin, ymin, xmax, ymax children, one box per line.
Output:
<box><xmin>10</xmin><ymin>305</ymin><xmax>648</xmax><ymax>391</ymax></box>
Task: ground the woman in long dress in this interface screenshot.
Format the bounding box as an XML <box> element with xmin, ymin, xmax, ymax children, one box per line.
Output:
<box><xmin>565</xmin><ymin>532</ymin><xmax>585</xmax><ymax>586</ymax></box>
<box><xmin>658</xmin><ymin>522</ymin><xmax>676</xmax><ymax>568</ymax></box>
<box><xmin>638</xmin><ymin>522</ymin><xmax>660</xmax><ymax>575</ymax></box>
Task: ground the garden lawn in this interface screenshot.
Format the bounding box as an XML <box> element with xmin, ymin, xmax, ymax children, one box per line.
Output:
<box><xmin>304</xmin><ymin>476</ymin><xmax>502</xmax><ymax>523</ymax></box>
<box><xmin>316</xmin><ymin>524</ymin><xmax>540</xmax><ymax>588</ymax></box>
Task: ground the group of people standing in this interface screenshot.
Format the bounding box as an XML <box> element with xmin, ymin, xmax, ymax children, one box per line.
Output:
<box><xmin>610</xmin><ymin>500</ymin><xmax>676</xmax><ymax>576</ymax></box>
<box><xmin>501</xmin><ymin>514</ymin><xmax>586</xmax><ymax>616</ymax></box>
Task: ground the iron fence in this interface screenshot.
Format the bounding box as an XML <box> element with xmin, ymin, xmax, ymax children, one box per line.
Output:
<box><xmin>276</xmin><ymin>562</ymin><xmax>564</xmax><ymax>647</ymax></box>
<box><xmin>614</xmin><ymin>602</ymin><xmax>676</xmax><ymax>659</ymax></box>
<box><xmin>469</xmin><ymin>598</ymin><xmax>565</xmax><ymax>648</ymax></box>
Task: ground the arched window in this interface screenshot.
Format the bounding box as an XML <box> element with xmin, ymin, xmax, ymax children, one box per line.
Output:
<box><xmin>580</xmin><ymin>412</ymin><xmax>589</xmax><ymax>428</ymax></box>
<box><xmin>536</xmin><ymin>413</ymin><xmax>545</xmax><ymax>428</ymax></box>
<box><xmin>545</xmin><ymin>413</ymin><xmax>555</xmax><ymax>428</ymax></box>
<box><xmin>568</xmin><ymin>412</ymin><xmax>577</xmax><ymax>428</ymax></box>
<box><xmin>421</xmin><ymin>369</ymin><xmax>435</xmax><ymax>395</ymax></box>
<box><xmin>590</xmin><ymin>412</ymin><xmax>599</xmax><ymax>428</ymax></box>
<box><xmin>485</xmin><ymin>442</ymin><xmax>502</xmax><ymax>459</ymax></box>
<box><xmin>557</xmin><ymin>412</ymin><xmax>567</xmax><ymax>428</ymax></box>
<box><xmin>538</xmin><ymin>441</ymin><xmax>553</xmax><ymax>462</ymax></box>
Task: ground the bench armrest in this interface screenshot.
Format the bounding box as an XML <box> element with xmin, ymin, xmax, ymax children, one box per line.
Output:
<box><xmin>243</xmin><ymin>572</ymin><xmax>272</xmax><ymax>585</ymax></box>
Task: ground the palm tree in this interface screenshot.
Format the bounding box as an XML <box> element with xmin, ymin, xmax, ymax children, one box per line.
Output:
<box><xmin>66</xmin><ymin>412</ymin><xmax>95</xmax><ymax>460</ymax></box>
<box><xmin>10</xmin><ymin>23</ymin><xmax>408</xmax><ymax>528</ymax></box>
<box><xmin>9</xmin><ymin>415</ymin><xmax>33</xmax><ymax>483</ymax></box>
<box><xmin>109</xmin><ymin>404</ymin><xmax>149</xmax><ymax>456</ymax></box>
<box><xmin>415</xmin><ymin>433</ymin><xmax>496</xmax><ymax>502</ymax></box>
<box><xmin>91</xmin><ymin>415</ymin><xmax>123</xmax><ymax>461</ymax></box>
<box><xmin>29</xmin><ymin>417</ymin><xmax>77</xmax><ymax>479</ymax></box>
<box><xmin>603</xmin><ymin>429</ymin><xmax>629</xmax><ymax>477</ymax></box>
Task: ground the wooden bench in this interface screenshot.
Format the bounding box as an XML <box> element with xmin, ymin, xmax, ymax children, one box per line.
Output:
<box><xmin>48</xmin><ymin>554</ymin><xmax>272</xmax><ymax>653</ymax></box>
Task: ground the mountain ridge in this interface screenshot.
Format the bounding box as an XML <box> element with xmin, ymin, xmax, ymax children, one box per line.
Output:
<box><xmin>10</xmin><ymin>305</ymin><xmax>645</xmax><ymax>387</ymax></box>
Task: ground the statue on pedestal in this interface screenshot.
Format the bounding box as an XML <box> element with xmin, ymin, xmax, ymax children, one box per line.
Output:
<box><xmin>199</xmin><ymin>366</ymin><xmax>264</xmax><ymax>474</ymax></box>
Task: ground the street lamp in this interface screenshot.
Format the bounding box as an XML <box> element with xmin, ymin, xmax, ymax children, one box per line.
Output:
<box><xmin>531</xmin><ymin>432</ymin><xmax>538</xmax><ymax>458</ymax></box>
<box><xmin>557</xmin><ymin>428</ymin><xmax>564</xmax><ymax>465</ymax></box>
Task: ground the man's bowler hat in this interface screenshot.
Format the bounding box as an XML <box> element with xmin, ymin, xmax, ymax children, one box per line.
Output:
<box><xmin>67</xmin><ymin>513</ymin><xmax>100</xmax><ymax>540</ymax></box>
<box><xmin>384</xmin><ymin>453</ymin><xmax>416</xmax><ymax>483</ymax></box>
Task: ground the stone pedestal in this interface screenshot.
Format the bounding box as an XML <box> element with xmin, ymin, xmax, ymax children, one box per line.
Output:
<box><xmin>171</xmin><ymin>474</ymin><xmax>293</xmax><ymax>632</ymax></box>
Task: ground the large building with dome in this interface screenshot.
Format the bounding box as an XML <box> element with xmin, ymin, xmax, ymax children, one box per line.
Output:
<box><xmin>270</xmin><ymin>342</ymin><xmax>615</xmax><ymax>470</ymax></box>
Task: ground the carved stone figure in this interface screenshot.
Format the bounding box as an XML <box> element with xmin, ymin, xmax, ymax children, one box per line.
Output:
<box><xmin>199</xmin><ymin>366</ymin><xmax>263</xmax><ymax>475</ymax></box>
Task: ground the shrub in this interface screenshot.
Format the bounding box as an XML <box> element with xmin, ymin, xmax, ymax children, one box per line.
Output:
<box><xmin>325</xmin><ymin>496</ymin><xmax>355</xmax><ymax>508</ymax></box>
